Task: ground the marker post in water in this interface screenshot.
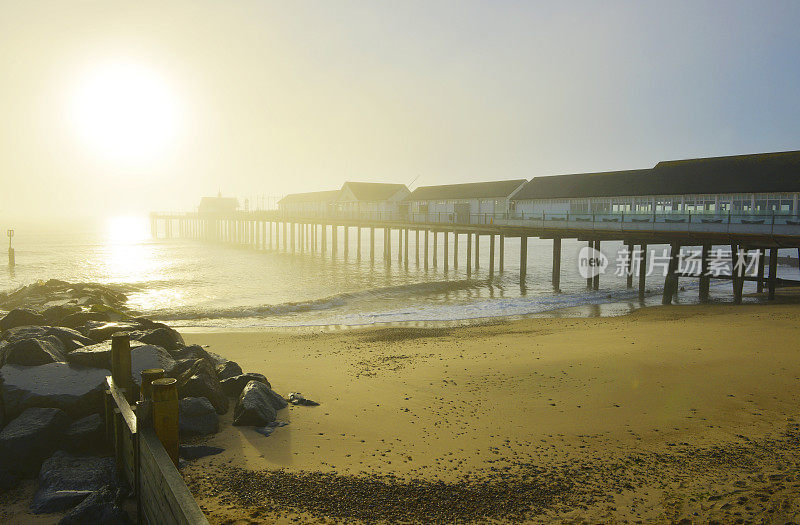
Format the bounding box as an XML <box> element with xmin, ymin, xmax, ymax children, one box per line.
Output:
<box><xmin>7</xmin><ymin>229</ymin><xmax>14</xmax><ymax>268</ymax></box>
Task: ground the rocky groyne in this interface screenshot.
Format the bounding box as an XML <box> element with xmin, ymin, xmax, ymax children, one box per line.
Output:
<box><xmin>0</xmin><ymin>280</ymin><xmax>293</xmax><ymax>522</ymax></box>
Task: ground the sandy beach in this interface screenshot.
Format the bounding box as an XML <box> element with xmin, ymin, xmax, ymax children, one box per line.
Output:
<box><xmin>178</xmin><ymin>303</ymin><xmax>800</xmax><ymax>523</ymax></box>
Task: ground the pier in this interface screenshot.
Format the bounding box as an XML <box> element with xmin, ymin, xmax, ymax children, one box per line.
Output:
<box><xmin>149</xmin><ymin>208</ymin><xmax>800</xmax><ymax>305</ymax></box>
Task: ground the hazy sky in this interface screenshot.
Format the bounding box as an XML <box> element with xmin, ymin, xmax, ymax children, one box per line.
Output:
<box><xmin>2</xmin><ymin>1</ymin><xmax>800</xmax><ymax>226</ymax></box>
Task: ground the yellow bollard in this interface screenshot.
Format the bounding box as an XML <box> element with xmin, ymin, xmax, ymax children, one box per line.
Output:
<box><xmin>140</xmin><ymin>368</ymin><xmax>165</xmax><ymax>402</ymax></box>
<box><xmin>152</xmin><ymin>377</ymin><xmax>180</xmax><ymax>466</ymax></box>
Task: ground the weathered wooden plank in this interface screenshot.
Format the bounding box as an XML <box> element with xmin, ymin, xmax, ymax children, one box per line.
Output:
<box><xmin>106</xmin><ymin>376</ymin><xmax>137</xmax><ymax>434</ymax></box>
<box><xmin>140</xmin><ymin>428</ymin><xmax>208</xmax><ymax>525</ymax></box>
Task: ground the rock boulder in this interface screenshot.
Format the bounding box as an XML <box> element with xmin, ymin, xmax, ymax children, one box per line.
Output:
<box><xmin>58</xmin><ymin>485</ymin><xmax>132</xmax><ymax>525</ymax></box>
<box><xmin>220</xmin><ymin>372</ymin><xmax>271</xmax><ymax>398</ymax></box>
<box><xmin>179</xmin><ymin>397</ymin><xmax>219</xmax><ymax>436</ymax></box>
<box><xmin>216</xmin><ymin>360</ymin><xmax>243</xmax><ymax>381</ymax></box>
<box><xmin>0</xmin><ymin>336</ymin><xmax>66</xmax><ymax>367</ymax></box>
<box><xmin>0</xmin><ymin>308</ymin><xmax>46</xmax><ymax>331</ymax></box>
<box><xmin>30</xmin><ymin>451</ymin><xmax>116</xmax><ymax>513</ymax></box>
<box><xmin>66</xmin><ymin>340</ymin><xmax>145</xmax><ymax>369</ymax></box>
<box><xmin>0</xmin><ymin>363</ymin><xmax>109</xmax><ymax>419</ymax></box>
<box><xmin>233</xmin><ymin>381</ymin><xmax>277</xmax><ymax>427</ymax></box>
<box><xmin>0</xmin><ymin>407</ymin><xmax>70</xmax><ymax>476</ymax></box>
<box><xmin>64</xmin><ymin>413</ymin><xmax>105</xmax><ymax>453</ymax></box>
<box><xmin>128</xmin><ymin>327</ymin><xmax>184</xmax><ymax>352</ymax></box>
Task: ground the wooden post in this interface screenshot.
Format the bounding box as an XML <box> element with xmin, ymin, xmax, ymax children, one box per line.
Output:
<box><xmin>432</xmin><ymin>231</ymin><xmax>438</xmax><ymax>268</ymax></box>
<box><xmin>731</xmin><ymin>244</ymin><xmax>743</xmax><ymax>304</ymax></box>
<box><xmin>625</xmin><ymin>243</ymin><xmax>633</xmax><ymax>288</ymax></box>
<box><xmin>552</xmin><ymin>237</ymin><xmax>561</xmax><ymax>290</ymax></box>
<box><xmin>638</xmin><ymin>243</ymin><xmax>647</xmax><ymax>300</ymax></box>
<box><xmin>291</xmin><ymin>223</ymin><xmax>296</xmax><ymax>252</ymax></box>
<box><xmin>586</xmin><ymin>240</ymin><xmax>593</xmax><ymax>289</ymax></box>
<box><xmin>466</xmin><ymin>233</ymin><xmax>472</xmax><ymax>274</ymax></box>
<box><xmin>404</xmin><ymin>229</ymin><xmax>409</xmax><ymax>269</ymax></box>
<box><xmin>398</xmin><ymin>229</ymin><xmax>402</xmax><ymax>264</ymax></box>
<box><xmin>321</xmin><ymin>224</ymin><xmax>327</xmax><ymax>254</ymax></box>
<box><xmin>140</xmin><ymin>369</ymin><xmax>165</xmax><ymax>402</ymax></box>
<box><xmin>152</xmin><ymin>378</ymin><xmax>179</xmax><ymax>466</ymax></box>
<box><xmin>444</xmin><ymin>231</ymin><xmax>449</xmax><ymax>271</ymax></box>
<box><xmin>699</xmin><ymin>244</ymin><xmax>711</xmax><ymax>302</ymax></box>
<box><xmin>386</xmin><ymin>228</ymin><xmax>391</xmax><ymax>265</ymax></box>
<box><xmin>662</xmin><ymin>243</ymin><xmax>681</xmax><ymax>305</ymax></box>
<box><xmin>499</xmin><ymin>235</ymin><xmax>504</xmax><ymax>271</ymax></box>
<box><xmin>489</xmin><ymin>234</ymin><xmax>495</xmax><ymax>277</ymax></box>
<box><xmin>592</xmin><ymin>240</ymin><xmax>600</xmax><ymax>291</ymax></box>
<box><xmin>344</xmin><ymin>226</ymin><xmax>349</xmax><ymax>259</ymax></box>
<box><xmin>474</xmin><ymin>234</ymin><xmax>480</xmax><ymax>270</ymax></box>
<box><xmin>370</xmin><ymin>227</ymin><xmax>375</xmax><ymax>263</ymax></box>
<box><xmin>415</xmin><ymin>229</ymin><xmax>420</xmax><ymax>266</ymax></box>
<box><xmin>113</xmin><ymin>408</ymin><xmax>125</xmax><ymax>479</ymax></box>
<box><xmin>520</xmin><ymin>236</ymin><xmax>528</xmax><ymax>282</ymax></box>
<box><xmin>757</xmin><ymin>248</ymin><xmax>765</xmax><ymax>293</ymax></box>
<box><xmin>768</xmin><ymin>247</ymin><xmax>778</xmax><ymax>300</ymax></box>
<box><xmin>111</xmin><ymin>333</ymin><xmax>133</xmax><ymax>402</ymax></box>
<box><xmin>104</xmin><ymin>390</ymin><xmax>115</xmax><ymax>444</ymax></box>
<box><xmin>424</xmin><ymin>229</ymin><xmax>429</xmax><ymax>270</ymax></box>
<box><xmin>357</xmin><ymin>227</ymin><xmax>362</xmax><ymax>261</ymax></box>
<box><xmin>453</xmin><ymin>232</ymin><xmax>459</xmax><ymax>270</ymax></box>
<box><xmin>332</xmin><ymin>225</ymin><xmax>338</xmax><ymax>257</ymax></box>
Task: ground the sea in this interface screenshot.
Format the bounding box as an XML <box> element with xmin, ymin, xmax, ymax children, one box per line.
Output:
<box><xmin>2</xmin><ymin>217</ymin><xmax>795</xmax><ymax>330</ymax></box>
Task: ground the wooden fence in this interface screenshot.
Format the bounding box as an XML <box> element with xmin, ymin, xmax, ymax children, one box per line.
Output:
<box><xmin>104</xmin><ymin>333</ymin><xmax>209</xmax><ymax>525</ymax></box>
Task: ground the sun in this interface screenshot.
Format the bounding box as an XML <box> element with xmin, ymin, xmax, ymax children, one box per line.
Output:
<box><xmin>70</xmin><ymin>62</ymin><xmax>180</xmax><ymax>163</ymax></box>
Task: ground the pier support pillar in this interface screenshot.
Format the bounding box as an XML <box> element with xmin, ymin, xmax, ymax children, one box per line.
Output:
<box><xmin>474</xmin><ymin>234</ymin><xmax>480</xmax><ymax>270</ymax></box>
<box><xmin>520</xmin><ymin>236</ymin><xmax>528</xmax><ymax>282</ymax></box>
<box><xmin>699</xmin><ymin>244</ymin><xmax>711</xmax><ymax>302</ymax></box>
<box><xmin>386</xmin><ymin>228</ymin><xmax>391</xmax><ymax>265</ymax></box>
<box><xmin>370</xmin><ymin>227</ymin><xmax>374</xmax><ymax>263</ymax></box>
<box><xmin>332</xmin><ymin>225</ymin><xmax>338</xmax><ymax>257</ymax></box>
<box><xmin>453</xmin><ymin>232</ymin><xmax>459</xmax><ymax>270</ymax></box>
<box><xmin>625</xmin><ymin>243</ymin><xmax>633</xmax><ymax>288</ymax></box>
<box><xmin>592</xmin><ymin>240</ymin><xmax>600</xmax><ymax>291</ymax></box>
<box><xmin>415</xmin><ymin>230</ymin><xmax>420</xmax><ymax>266</ymax></box>
<box><xmin>321</xmin><ymin>224</ymin><xmax>327</xmax><ymax>254</ymax></box>
<box><xmin>489</xmin><ymin>235</ymin><xmax>495</xmax><ymax>278</ymax></box>
<box><xmin>424</xmin><ymin>229</ymin><xmax>429</xmax><ymax>270</ymax></box>
<box><xmin>731</xmin><ymin>244</ymin><xmax>744</xmax><ymax>304</ymax></box>
<box><xmin>586</xmin><ymin>241</ymin><xmax>593</xmax><ymax>289</ymax></box>
<box><xmin>499</xmin><ymin>235</ymin><xmax>504</xmax><ymax>272</ymax></box>
<box><xmin>662</xmin><ymin>243</ymin><xmax>681</xmax><ymax>305</ymax></box>
<box><xmin>291</xmin><ymin>223</ymin><xmax>296</xmax><ymax>253</ymax></box>
<box><xmin>444</xmin><ymin>231</ymin><xmax>449</xmax><ymax>271</ymax></box>
<box><xmin>756</xmin><ymin>248</ymin><xmax>765</xmax><ymax>293</ymax></box>
<box><xmin>398</xmin><ymin>229</ymin><xmax>402</xmax><ymax>264</ymax></box>
<box><xmin>344</xmin><ymin>226</ymin><xmax>349</xmax><ymax>259</ymax></box>
<box><xmin>404</xmin><ymin>229</ymin><xmax>409</xmax><ymax>270</ymax></box>
<box><xmin>466</xmin><ymin>233</ymin><xmax>472</xmax><ymax>275</ymax></box>
<box><xmin>768</xmin><ymin>247</ymin><xmax>778</xmax><ymax>300</ymax></box>
<box><xmin>432</xmin><ymin>231</ymin><xmax>438</xmax><ymax>268</ymax></box>
<box><xmin>357</xmin><ymin>227</ymin><xmax>362</xmax><ymax>261</ymax></box>
<box><xmin>552</xmin><ymin>237</ymin><xmax>561</xmax><ymax>291</ymax></box>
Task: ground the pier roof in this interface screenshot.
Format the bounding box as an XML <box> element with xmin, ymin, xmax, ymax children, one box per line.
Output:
<box><xmin>339</xmin><ymin>182</ymin><xmax>409</xmax><ymax>201</ymax></box>
<box><xmin>406</xmin><ymin>179</ymin><xmax>526</xmax><ymax>201</ymax></box>
<box><xmin>513</xmin><ymin>150</ymin><xmax>800</xmax><ymax>200</ymax></box>
<box><xmin>278</xmin><ymin>190</ymin><xmax>340</xmax><ymax>204</ymax></box>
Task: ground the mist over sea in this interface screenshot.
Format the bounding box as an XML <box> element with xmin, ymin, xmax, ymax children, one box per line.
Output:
<box><xmin>1</xmin><ymin>223</ymin><xmax>791</xmax><ymax>329</ymax></box>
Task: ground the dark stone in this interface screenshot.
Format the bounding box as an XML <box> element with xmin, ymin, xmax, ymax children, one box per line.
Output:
<box><xmin>220</xmin><ymin>373</ymin><xmax>270</xmax><ymax>398</ymax></box>
<box><xmin>216</xmin><ymin>360</ymin><xmax>243</xmax><ymax>381</ymax></box>
<box><xmin>59</xmin><ymin>311</ymin><xmax>109</xmax><ymax>330</ymax></box>
<box><xmin>179</xmin><ymin>397</ymin><xmax>219</xmax><ymax>436</ymax></box>
<box><xmin>265</xmin><ymin>388</ymin><xmax>288</xmax><ymax>410</ymax></box>
<box><xmin>58</xmin><ymin>485</ymin><xmax>132</xmax><ymax>525</ymax></box>
<box><xmin>64</xmin><ymin>413</ymin><xmax>105</xmax><ymax>453</ymax></box>
<box><xmin>66</xmin><ymin>340</ymin><xmax>145</xmax><ymax>369</ymax></box>
<box><xmin>31</xmin><ymin>451</ymin><xmax>116</xmax><ymax>513</ymax></box>
<box><xmin>128</xmin><ymin>327</ymin><xmax>184</xmax><ymax>352</ymax></box>
<box><xmin>165</xmin><ymin>358</ymin><xmax>197</xmax><ymax>379</ymax></box>
<box><xmin>0</xmin><ymin>308</ymin><xmax>46</xmax><ymax>331</ymax></box>
<box><xmin>0</xmin><ymin>363</ymin><xmax>109</xmax><ymax>419</ymax></box>
<box><xmin>179</xmin><ymin>444</ymin><xmax>224</xmax><ymax>460</ymax></box>
<box><xmin>178</xmin><ymin>361</ymin><xmax>228</xmax><ymax>415</ymax></box>
<box><xmin>84</xmin><ymin>321</ymin><xmax>143</xmax><ymax>343</ymax></box>
<box><xmin>0</xmin><ymin>325</ymin><xmax>94</xmax><ymax>351</ymax></box>
<box><xmin>0</xmin><ymin>336</ymin><xmax>66</xmax><ymax>367</ymax></box>
<box><xmin>288</xmin><ymin>392</ymin><xmax>320</xmax><ymax>407</ymax></box>
<box><xmin>0</xmin><ymin>407</ymin><xmax>70</xmax><ymax>476</ymax></box>
<box><xmin>169</xmin><ymin>344</ymin><xmax>215</xmax><ymax>367</ymax></box>
<box><xmin>130</xmin><ymin>344</ymin><xmax>176</xmax><ymax>390</ymax></box>
<box><xmin>42</xmin><ymin>305</ymin><xmax>82</xmax><ymax>326</ymax></box>
<box><xmin>233</xmin><ymin>381</ymin><xmax>277</xmax><ymax>427</ymax></box>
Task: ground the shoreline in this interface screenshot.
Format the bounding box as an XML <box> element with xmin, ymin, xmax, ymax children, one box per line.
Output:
<box><xmin>179</xmin><ymin>301</ymin><xmax>800</xmax><ymax>523</ymax></box>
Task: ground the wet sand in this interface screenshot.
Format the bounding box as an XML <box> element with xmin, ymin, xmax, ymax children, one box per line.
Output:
<box><xmin>180</xmin><ymin>303</ymin><xmax>800</xmax><ymax>523</ymax></box>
